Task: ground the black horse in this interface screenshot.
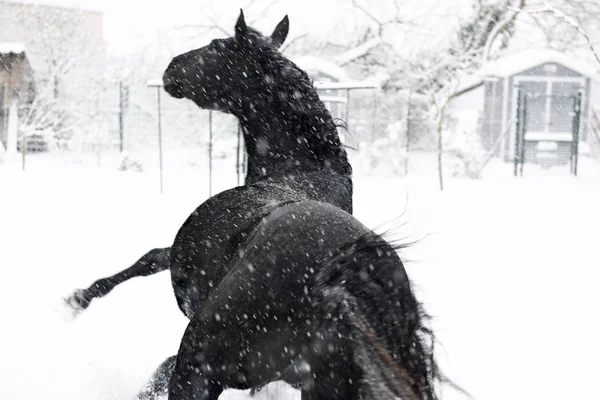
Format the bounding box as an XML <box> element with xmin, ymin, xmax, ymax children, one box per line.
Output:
<box><xmin>168</xmin><ymin>199</ymin><xmax>442</xmax><ymax>399</ymax></box>
<box><xmin>64</xmin><ymin>13</ymin><xmax>351</xmax><ymax>319</ymax></box>
<box><xmin>162</xmin><ymin>11</ymin><xmax>443</xmax><ymax>400</ymax></box>
<box><xmin>65</xmin><ymin>10</ymin><xmax>352</xmax><ymax>399</ymax></box>
<box><xmin>67</xmin><ymin>11</ymin><xmax>444</xmax><ymax>399</ymax></box>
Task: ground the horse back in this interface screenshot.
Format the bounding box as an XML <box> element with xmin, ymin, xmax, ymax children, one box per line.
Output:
<box><xmin>169</xmin><ymin>183</ymin><xmax>303</xmax><ymax>317</ymax></box>
<box><xmin>198</xmin><ymin>200</ymin><xmax>368</xmax><ymax>327</ymax></box>
<box><xmin>170</xmin><ymin>172</ymin><xmax>352</xmax><ymax>318</ymax></box>
<box><xmin>183</xmin><ymin>201</ymin><xmax>368</xmax><ymax>389</ymax></box>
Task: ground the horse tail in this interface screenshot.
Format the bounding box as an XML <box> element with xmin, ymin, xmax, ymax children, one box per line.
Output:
<box><xmin>313</xmin><ymin>232</ymin><xmax>449</xmax><ymax>400</ymax></box>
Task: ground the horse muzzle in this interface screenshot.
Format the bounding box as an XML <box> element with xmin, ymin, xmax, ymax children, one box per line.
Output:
<box><xmin>163</xmin><ymin>69</ymin><xmax>185</xmax><ymax>99</ymax></box>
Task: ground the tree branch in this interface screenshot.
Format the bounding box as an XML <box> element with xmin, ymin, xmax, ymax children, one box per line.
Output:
<box><xmin>540</xmin><ymin>0</ymin><xmax>600</xmax><ymax>66</ymax></box>
<box><xmin>483</xmin><ymin>0</ymin><xmax>526</xmax><ymax>62</ymax></box>
<box><xmin>508</xmin><ymin>0</ymin><xmax>600</xmax><ymax>66</ymax></box>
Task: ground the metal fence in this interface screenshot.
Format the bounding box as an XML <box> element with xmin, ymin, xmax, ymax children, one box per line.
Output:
<box><xmin>1</xmin><ymin>81</ymin><xmax>444</xmax><ymax>191</ymax></box>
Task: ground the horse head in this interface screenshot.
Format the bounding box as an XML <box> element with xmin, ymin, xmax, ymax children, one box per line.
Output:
<box><xmin>163</xmin><ymin>10</ymin><xmax>289</xmax><ymax>113</ymax></box>
<box><xmin>163</xmin><ymin>11</ymin><xmax>351</xmax><ymax>183</ymax></box>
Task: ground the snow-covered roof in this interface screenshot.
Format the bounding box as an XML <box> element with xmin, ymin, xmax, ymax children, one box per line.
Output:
<box><xmin>0</xmin><ymin>42</ymin><xmax>26</xmax><ymax>55</ymax></box>
<box><xmin>454</xmin><ymin>49</ymin><xmax>600</xmax><ymax>97</ymax></box>
<box><xmin>315</xmin><ymin>79</ymin><xmax>380</xmax><ymax>90</ymax></box>
<box><xmin>292</xmin><ymin>56</ymin><xmax>350</xmax><ymax>82</ymax></box>
<box><xmin>4</xmin><ymin>0</ymin><xmax>103</xmax><ymax>13</ymax></box>
<box><xmin>481</xmin><ymin>49</ymin><xmax>600</xmax><ymax>81</ymax></box>
<box><xmin>146</xmin><ymin>79</ymin><xmax>163</xmax><ymax>87</ymax></box>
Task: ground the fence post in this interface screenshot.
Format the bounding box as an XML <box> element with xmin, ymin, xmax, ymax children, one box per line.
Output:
<box><xmin>119</xmin><ymin>82</ymin><xmax>124</xmax><ymax>153</ymax></box>
<box><xmin>236</xmin><ymin>122</ymin><xmax>242</xmax><ymax>186</ymax></box>
<box><xmin>520</xmin><ymin>95</ymin><xmax>527</xmax><ymax>177</ymax></box>
<box><xmin>572</xmin><ymin>91</ymin><xmax>582</xmax><ymax>176</ymax></box>
<box><xmin>118</xmin><ymin>82</ymin><xmax>129</xmax><ymax>153</ymax></box>
<box><xmin>208</xmin><ymin>111</ymin><xmax>213</xmax><ymax>197</ymax></box>
<box><xmin>156</xmin><ymin>87</ymin><xmax>163</xmax><ymax>194</ymax></box>
<box><xmin>404</xmin><ymin>90</ymin><xmax>412</xmax><ymax>176</ymax></box>
<box><xmin>514</xmin><ymin>89</ymin><xmax>522</xmax><ymax>177</ymax></box>
<box><xmin>344</xmin><ymin>89</ymin><xmax>351</xmax><ymax>145</ymax></box>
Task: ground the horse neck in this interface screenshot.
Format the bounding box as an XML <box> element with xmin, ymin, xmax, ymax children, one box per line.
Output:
<box><xmin>235</xmin><ymin>89</ymin><xmax>352</xmax><ymax>184</ymax></box>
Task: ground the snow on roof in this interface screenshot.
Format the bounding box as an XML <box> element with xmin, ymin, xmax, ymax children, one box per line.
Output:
<box><xmin>292</xmin><ymin>56</ymin><xmax>350</xmax><ymax>82</ymax></box>
<box><xmin>454</xmin><ymin>49</ymin><xmax>600</xmax><ymax>96</ymax></box>
<box><xmin>146</xmin><ymin>79</ymin><xmax>163</xmax><ymax>87</ymax></box>
<box><xmin>315</xmin><ymin>79</ymin><xmax>381</xmax><ymax>90</ymax></box>
<box><xmin>0</xmin><ymin>42</ymin><xmax>26</xmax><ymax>55</ymax></box>
<box><xmin>4</xmin><ymin>0</ymin><xmax>103</xmax><ymax>13</ymax></box>
<box><xmin>481</xmin><ymin>49</ymin><xmax>600</xmax><ymax>81</ymax></box>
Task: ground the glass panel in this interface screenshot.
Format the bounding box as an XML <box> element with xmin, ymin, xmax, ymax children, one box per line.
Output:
<box><xmin>550</xmin><ymin>82</ymin><xmax>581</xmax><ymax>133</ymax></box>
<box><xmin>522</xmin><ymin>81</ymin><xmax>547</xmax><ymax>132</ymax></box>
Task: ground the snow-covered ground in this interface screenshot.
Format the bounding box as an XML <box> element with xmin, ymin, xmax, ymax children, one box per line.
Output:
<box><xmin>1</xmin><ymin>150</ymin><xmax>599</xmax><ymax>400</ymax></box>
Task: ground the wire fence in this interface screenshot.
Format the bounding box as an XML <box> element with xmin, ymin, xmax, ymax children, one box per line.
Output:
<box><xmin>2</xmin><ymin>81</ymin><xmax>531</xmax><ymax>190</ymax></box>
<box><xmin>2</xmin><ymin>82</ymin><xmax>429</xmax><ymax>168</ymax></box>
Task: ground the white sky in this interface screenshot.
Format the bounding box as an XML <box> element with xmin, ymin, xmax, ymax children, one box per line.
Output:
<box><xmin>7</xmin><ymin>0</ymin><xmax>473</xmax><ymax>54</ymax></box>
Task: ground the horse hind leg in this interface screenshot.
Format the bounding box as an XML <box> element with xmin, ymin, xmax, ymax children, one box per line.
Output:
<box><xmin>299</xmin><ymin>350</ymin><xmax>363</xmax><ymax>400</ymax></box>
<box><xmin>168</xmin><ymin>319</ymin><xmax>226</xmax><ymax>400</ymax></box>
<box><xmin>168</xmin><ymin>314</ymin><xmax>292</xmax><ymax>400</ymax></box>
<box><xmin>64</xmin><ymin>247</ymin><xmax>170</xmax><ymax>316</ymax></box>
<box><xmin>134</xmin><ymin>355</ymin><xmax>177</xmax><ymax>400</ymax></box>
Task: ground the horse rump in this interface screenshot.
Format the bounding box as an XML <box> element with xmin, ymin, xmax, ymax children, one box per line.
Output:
<box><xmin>313</xmin><ymin>232</ymin><xmax>443</xmax><ymax>400</ymax></box>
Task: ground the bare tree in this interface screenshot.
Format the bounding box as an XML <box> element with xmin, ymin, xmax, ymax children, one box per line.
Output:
<box><xmin>344</xmin><ymin>0</ymin><xmax>521</xmax><ymax>188</ymax></box>
<box><xmin>509</xmin><ymin>0</ymin><xmax>600</xmax><ymax>65</ymax></box>
<box><xmin>10</xmin><ymin>5</ymin><xmax>107</xmax><ymax>139</ymax></box>
<box><xmin>336</xmin><ymin>0</ymin><xmax>600</xmax><ymax>187</ymax></box>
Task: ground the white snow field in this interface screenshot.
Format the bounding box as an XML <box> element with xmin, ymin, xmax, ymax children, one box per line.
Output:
<box><xmin>1</xmin><ymin>151</ymin><xmax>599</xmax><ymax>400</ymax></box>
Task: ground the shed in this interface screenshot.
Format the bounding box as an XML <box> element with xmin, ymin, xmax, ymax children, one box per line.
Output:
<box><xmin>479</xmin><ymin>49</ymin><xmax>599</xmax><ymax>165</ymax></box>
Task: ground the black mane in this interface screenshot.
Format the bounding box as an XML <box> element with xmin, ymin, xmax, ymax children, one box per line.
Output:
<box><xmin>233</xmin><ymin>32</ymin><xmax>351</xmax><ymax>182</ymax></box>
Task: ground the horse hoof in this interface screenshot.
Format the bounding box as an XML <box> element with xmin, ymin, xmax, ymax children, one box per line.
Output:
<box><xmin>62</xmin><ymin>289</ymin><xmax>91</xmax><ymax>320</ymax></box>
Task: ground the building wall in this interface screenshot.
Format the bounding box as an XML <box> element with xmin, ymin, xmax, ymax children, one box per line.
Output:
<box><xmin>0</xmin><ymin>1</ymin><xmax>108</xmax><ymax>141</ymax></box>
<box><xmin>482</xmin><ymin>79</ymin><xmax>505</xmax><ymax>153</ymax></box>
<box><xmin>0</xmin><ymin>2</ymin><xmax>105</xmax><ymax>58</ymax></box>
<box><xmin>0</xmin><ymin>1</ymin><xmax>106</xmax><ymax>103</ymax></box>
<box><xmin>0</xmin><ymin>52</ymin><xmax>34</xmax><ymax>147</ymax></box>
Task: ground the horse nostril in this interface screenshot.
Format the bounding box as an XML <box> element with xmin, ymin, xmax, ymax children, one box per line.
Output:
<box><xmin>163</xmin><ymin>72</ymin><xmax>175</xmax><ymax>87</ymax></box>
<box><xmin>164</xmin><ymin>62</ymin><xmax>181</xmax><ymax>82</ymax></box>
<box><xmin>163</xmin><ymin>69</ymin><xmax>185</xmax><ymax>98</ymax></box>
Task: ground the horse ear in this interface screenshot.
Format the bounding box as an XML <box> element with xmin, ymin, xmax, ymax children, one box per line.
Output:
<box><xmin>235</xmin><ymin>9</ymin><xmax>248</xmax><ymax>41</ymax></box>
<box><xmin>270</xmin><ymin>15</ymin><xmax>289</xmax><ymax>48</ymax></box>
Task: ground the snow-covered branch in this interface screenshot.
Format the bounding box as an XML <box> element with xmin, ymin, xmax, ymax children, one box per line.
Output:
<box><xmin>508</xmin><ymin>0</ymin><xmax>600</xmax><ymax>65</ymax></box>
<box><xmin>539</xmin><ymin>1</ymin><xmax>600</xmax><ymax>65</ymax></box>
<box><xmin>483</xmin><ymin>0</ymin><xmax>526</xmax><ymax>62</ymax></box>
<box><xmin>335</xmin><ymin>37</ymin><xmax>383</xmax><ymax>66</ymax></box>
